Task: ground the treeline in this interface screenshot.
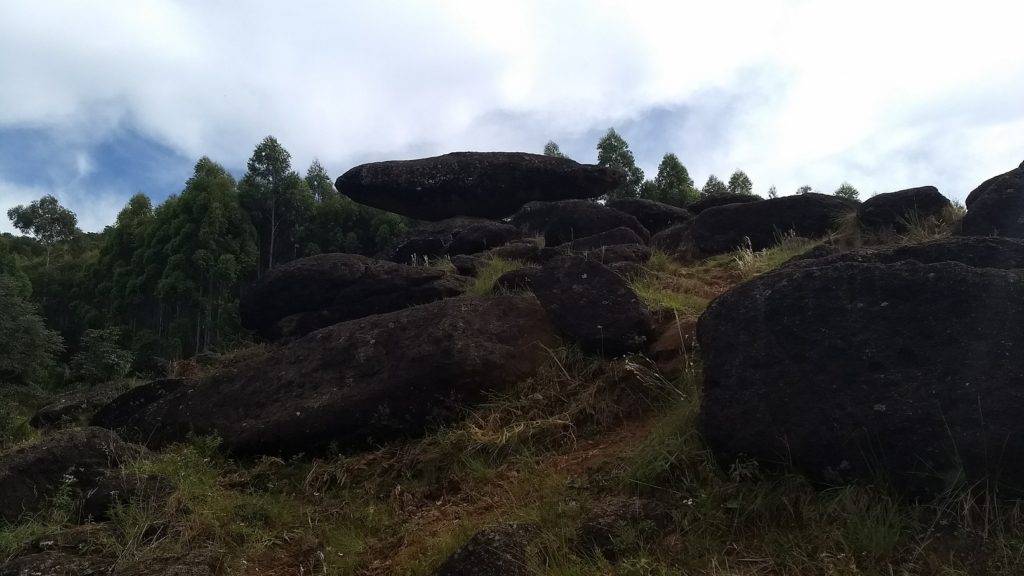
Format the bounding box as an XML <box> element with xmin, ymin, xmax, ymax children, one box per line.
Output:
<box><xmin>1</xmin><ymin>136</ymin><xmax>407</xmax><ymax>378</ymax></box>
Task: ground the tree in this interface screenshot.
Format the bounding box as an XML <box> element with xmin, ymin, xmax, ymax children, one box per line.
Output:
<box><xmin>69</xmin><ymin>327</ymin><xmax>133</xmax><ymax>384</ymax></box>
<box><xmin>596</xmin><ymin>128</ymin><xmax>644</xmax><ymax>199</ymax></box>
<box><xmin>0</xmin><ymin>275</ymin><xmax>63</xmax><ymax>385</ymax></box>
<box><xmin>701</xmin><ymin>174</ymin><xmax>728</xmax><ymax>198</ymax></box>
<box><xmin>796</xmin><ymin>185</ymin><xmax>814</xmax><ymax>195</ymax></box>
<box><xmin>727</xmin><ymin>170</ymin><xmax>754</xmax><ymax>195</ymax></box>
<box><xmin>834</xmin><ymin>182</ymin><xmax>860</xmax><ymax>201</ymax></box>
<box><xmin>305</xmin><ymin>159</ymin><xmax>336</xmax><ymax>203</ymax></box>
<box><xmin>643</xmin><ymin>153</ymin><xmax>697</xmax><ymax>207</ymax></box>
<box><xmin>767</xmin><ymin>185</ymin><xmax>779</xmax><ymax>199</ymax></box>
<box><xmin>7</xmin><ymin>195</ymin><xmax>79</xmax><ymax>268</ymax></box>
<box><xmin>543</xmin><ymin>141</ymin><xmax>569</xmax><ymax>159</ymax></box>
<box><xmin>239</xmin><ymin>136</ymin><xmax>314</xmax><ymax>274</ymax></box>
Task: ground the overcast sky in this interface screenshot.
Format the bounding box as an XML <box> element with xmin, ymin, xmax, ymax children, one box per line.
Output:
<box><xmin>2</xmin><ymin>0</ymin><xmax>1023</xmax><ymax>233</ymax></box>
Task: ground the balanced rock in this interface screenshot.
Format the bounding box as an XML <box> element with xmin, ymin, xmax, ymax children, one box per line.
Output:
<box><xmin>239</xmin><ymin>253</ymin><xmax>466</xmax><ymax>340</ymax></box>
<box><xmin>961</xmin><ymin>161</ymin><xmax>1024</xmax><ymax>238</ymax></box>
<box><xmin>858</xmin><ymin>186</ymin><xmax>952</xmax><ymax>232</ymax></box>
<box><xmin>699</xmin><ymin>239</ymin><xmax>1024</xmax><ymax>497</ymax></box>
<box><xmin>607</xmin><ymin>198</ymin><xmax>692</xmax><ymax>233</ymax></box>
<box><xmin>510</xmin><ymin>200</ymin><xmax>650</xmax><ymax>246</ymax></box>
<box><xmin>98</xmin><ymin>297</ymin><xmax>558</xmax><ymax>455</ymax></box>
<box><xmin>692</xmin><ymin>193</ymin><xmax>854</xmax><ymax>255</ymax></box>
<box><xmin>532</xmin><ymin>255</ymin><xmax>652</xmax><ymax>357</ymax></box>
<box><xmin>337</xmin><ymin>152</ymin><xmax>625</xmax><ymax>220</ymax></box>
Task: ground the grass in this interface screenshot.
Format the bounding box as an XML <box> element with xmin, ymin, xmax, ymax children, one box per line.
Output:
<box><xmin>469</xmin><ymin>256</ymin><xmax>528</xmax><ymax>296</ymax></box>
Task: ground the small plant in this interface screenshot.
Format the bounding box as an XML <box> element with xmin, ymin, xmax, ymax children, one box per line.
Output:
<box><xmin>469</xmin><ymin>257</ymin><xmax>525</xmax><ymax>295</ymax></box>
<box><xmin>70</xmin><ymin>327</ymin><xmax>134</xmax><ymax>384</ymax></box>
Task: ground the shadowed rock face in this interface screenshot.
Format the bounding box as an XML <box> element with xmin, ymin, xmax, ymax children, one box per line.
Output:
<box><xmin>336</xmin><ymin>152</ymin><xmax>626</xmax><ymax>221</ymax></box>
<box><xmin>239</xmin><ymin>253</ymin><xmax>467</xmax><ymax>340</ymax></box>
<box><xmin>510</xmin><ymin>200</ymin><xmax>650</xmax><ymax>246</ymax></box>
<box><xmin>858</xmin><ymin>186</ymin><xmax>951</xmax><ymax>232</ymax></box>
<box><xmin>692</xmin><ymin>193</ymin><xmax>854</xmax><ymax>255</ymax></box>
<box><xmin>387</xmin><ymin>218</ymin><xmax>522</xmax><ymax>262</ymax></box>
<box><xmin>699</xmin><ymin>240</ymin><xmax>1024</xmax><ymax>497</ymax></box>
<box><xmin>961</xmin><ymin>161</ymin><xmax>1024</xmax><ymax>238</ymax></box>
<box><xmin>97</xmin><ymin>296</ymin><xmax>558</xmax><ymax>456</ymax></box>
<box><xmin>606</xmin><ymin>198</ymin><xmax>692</xmax><ymax>233</ymax></box>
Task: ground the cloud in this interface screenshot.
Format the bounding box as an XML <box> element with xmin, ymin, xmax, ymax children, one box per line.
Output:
<box><xmin>1</xmin><ymin>0</ymin><xmax>1023</xmax><ymax>231</ymax></box>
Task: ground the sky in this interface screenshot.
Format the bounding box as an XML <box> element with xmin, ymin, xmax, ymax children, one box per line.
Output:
<box><xmin>2</xmin><ymin>0</ymin><xmax>1023</xmax><ymax>233</ymax></box>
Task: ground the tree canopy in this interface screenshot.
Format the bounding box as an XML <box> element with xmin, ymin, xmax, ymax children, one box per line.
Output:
<box><xmin>596</xmin><ymin>128</ymin><xmax>644</xmax><ymax>199</ymax></box>
<box><xmin>701</xmin><ymin>174</ymin><xmax>729</xmax><ymax>198</ymax></box>
<box><xmin>727</xmin><ymin>170</ymin><xmax>754</xmax><ymax>195</ymax></box>
<box><xmin>641</xmin><ymin>153</ymin><xmax>696</xmax><ymax>207</ymax></box>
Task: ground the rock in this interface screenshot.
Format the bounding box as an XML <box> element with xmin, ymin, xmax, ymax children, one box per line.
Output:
<box><xmin>79</xmin><ymin>472</ymin><xmax>174</xmax><ymax>522</ymax></box>
<box><xmin>692</xmin><ymin>193</ymin><xmax>854</xmax><ymax>255</ymax></box>
<box><xmin>450</xmin><ymin>254</ymin><xmax>483</xmax><ymax>276</ymax></box>
<box><xmin>532</xmin><ymin>255</ymin><xmax>653</xmax><ymax>357</ymax></box>
<box><xmin>388</xmin><ymin>218</ymin><xmax>521</xmax><ymax>262</ymax></box>
<box><xmin>492</xmin><ymin>267</ymin><xmax>540</xmax><ymax>293</ymax></box>
<box><xmin>698</xmin><ymin>243</ymin><xmax>1024</xmax><ymax>497</ymax></box>
<box><xmin>484</xmin><ymin>241</ymin><xmax>558</xmax><ymax>265</ymax></box>
<box><xmin>607</xmin><ymin>198</ymin><xmax>692</xmax><ymax>233</ymax></box>
<box><xmin>389</xmin><ymin>236</ymin><xmax>448</xmax><ymax>264</ymax></box>
<box><xmin>649</xmin><ymin>318</ymin><xmax>698</xmax><ymax>378</ymax></box>
<box><xmin>239</xmin><ymin>253</ymin><xmax>467</xmax><ymax>340</ymax></box>
<box><xmin>337</xmin><ymin>152</ymin><xmax>625</xmax><ymax>221</ymax></box>
<box><xmin>858</xmin><ymin>186</ymin><xmax>952</xmax><ymax>232</ymax></box>
<box><xmin>783</xmin><ymin>236</ymin><xmax>1024</xmax><ymax>271</ymax></box>
<box><xmin>562</xmin><ymin>227</ymin><xmax>645</xmax><ymax>251</ymax></box>
<box><xmin>575</xmin><ymin>497</ymin><xmax>672</xmax><ymax>560</ymax></box>
<box><xmin>99</xmin><ymin>297</ymin><xmax>558</xmax><ymax>455</ymax></box>
<box><xmin>0</xmin><ymin>428</ymin><xmax>144</xmax><ymax>523</ymax></box>
<box><xmin>29</xmin><ymin>383</ymin><xmax>129</xmax><ymax>429</ymax></box>
<box><xmin>650</xmin><ymin>222</ymin><xmax>694</xmax><ymax>258</ymax></box>
<box><xmin>446</xmin><ymin>221</ymin><xmax>521</xmax><ymax>255</ymax></box>
<box><xmin>431</xmin><ymin>523</ymin><xmax>535</xmax><ymax>576</ymax></box>
<box><xmin>0</xmin><ymin>552</ymin><xmax>111</xmax><ymax>576</ymax></box>
<box><xmin>607</xmin><ymin>261</ymin><xmax>645</xmax><ymax>280</ymax></box>
<box><xmin>687</xmin><ymin>192</ymin><xmax>761</xmax><ymax>214</ymax></box>
<box><xmin>581</xmin><ymin>244</ymin><xmax>651</xmax><ymax>266</ymax></box>
<box><xmin>90</xmin><ymin>379</ymin><xmax>195</xmax><ymax>432</ymax></box>
<box><xmin>961</xmin><ymin>161</ymin><xmax>1024</xmax><ymax>238</ymax></box>
<box><xmin>510</xmin><ymin>200</ymin><xmax>650</xmax><ymax>246</ymax></box>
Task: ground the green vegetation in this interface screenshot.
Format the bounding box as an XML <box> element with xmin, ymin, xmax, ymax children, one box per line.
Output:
<box><xmin>596</xmin><ymin>128</ymin><xmax>644</xmax><ymax>199</ymax></box>
<box><xmin>469</xmin><ymin>257</ymin><xmax>527</xmax><ymax>295</ymax></box>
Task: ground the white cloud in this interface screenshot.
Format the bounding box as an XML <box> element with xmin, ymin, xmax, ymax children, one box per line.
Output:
<box><xmin>1</xmin><ymin>0</ymin><xmax>1023</xmax><ymax>229</ymax></box>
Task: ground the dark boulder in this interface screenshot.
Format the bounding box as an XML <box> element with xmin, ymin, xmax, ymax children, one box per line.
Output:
<box><xmin>692</xmin><ymin>193</ymin><xmax>854</xmax><ymax>255</ymax></box>
<box><xmin>492</xmin><ymin>267</ymin><xmax>540</xmax><ymax>293</ymax></box>
<box><xmin>532</xmin><ymin>255</ymin><xmax>653</xmax><ymax>357</ymax></box>
<box><xmin>98</xmin><ymin>297</ymin><xmax>558</xmax><ymax>455</ymax></box>
<box><xmin>337</xmin><ymin>152</ymin><xmax>625</xmax><ymax>221</ymax></box>
<box><xmin>388</xmin><ymin>218</ymin><xmax>521</xmax><ymax>262</ymax></box>
<box><xmin>389</xmin><ymin>236</ymin><xmax>448</xmax><ymax>264</ymax></box>
<box><xmin>450</xmin><ymin>254</ymin><xmax>483</xmax><ymax>276</ymax></box>
<box><xmin>687</xmin><ymin>193</ymin><xmax>761</xmax><ymax>214</ymax></box>
<box><xmin>607</xmin><ymin>198</ymin><xmax>692</xmax><ymax>233</ymax></box>
<box><xmin>783</xmin><ymin>236</ymin><xmax>1024</xmax><ymax>271</ymax></box>
<box><xmin>239</xmin><ymin>253</ymin><xmax>466</xmax><ymax>340</ymax></box>
<box><xmin>581</xmin><ymin>244</ymin><xmax>651</xmax><ymax>266</ymax></box>
<box><xmin>446</xmin><ymin>221</ymin><xmax>521</xmax><ymax>255</ymax></box>
<box><xmin>698</xmin><ymin>246</ymin><xmax>1024</xmax><ymax>497</ymax></box>
<box><xmin>961</xmin><ymin>161</ymin><xmax>1024</xmax><ymax>238</ymax></box>
<box><xmin>29</xmin><ymin>383</ymin><xmax>129</xmax><ymax>429</ymax></box>
<box><xmin>858</xmin><ymin>186</ymin><xmax>952</xmax><ymax>232</ymax></box>
<box><xmin>0</xmin><ymin>428</ymin><xmax>144</xmax><ymax>523</ymax></box>
<box><xmin>90</xmin><ymin>379</ymin><xmax>194</xmax><ymax>432</ymax></box>
<box><xmin>575</xmin><ymin>497</ymin><xmax>672</xmax><ymax>560</ymax></box>
<box><xmin>562</xmin><ymin>227</ymin><xmax>645</xmax><ymax>251</ymax></box>
<box><xmin>484</xmin><ymin>241</ymin><xmax>558</xmax><ymax>265</ymax></box>
<box><xmin>431</xmin><ymin>524</ymin><xmax>535</xmax><ymax>576</ymax></box>
<box><xmin>650</xmin><ymin>222</ymin><xmax>695</xmax><ymax>257</ymax></box>
<box><xmin>510</xmin><ymin>200</ymin><xmax>650</xmax><ymax>246</ymax></box>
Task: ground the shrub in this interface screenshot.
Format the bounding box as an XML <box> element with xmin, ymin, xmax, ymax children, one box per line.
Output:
<box><xmin>70</xmin><ymin>327</ymin><xmax>134</xmax><ymax>385</ymax></box>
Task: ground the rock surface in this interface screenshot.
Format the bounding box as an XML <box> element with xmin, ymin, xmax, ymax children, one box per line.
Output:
<box><xmin>239</xmin><ymin>253</ymin><xmax>466</xmax><ymax>340</ymax></box>
<box><xmin>337</xmin><ymin>152</ymin><xmax>625</xmax><ymax>220</ymax></box>
<box><xmin>431</xmin><ymin>524</ymin><xmax>535</xmax><ymax>576</ymax></box>
<box><xmin>29</xmin><ymin>383</ymin><xmax>129</xmax><ymax>428</ymax></box>
<box><xmin>99</xmin><ymin>297</ymin><xmax>558</xmax><ymax>455</ymax></box>
<box><xmin>607</xmin><ymin>198</ymin><xmax>692</xmax><ymax>233</ymax></box>
<box><xmin>388</xmin><ymin>218</ymin><xmax>521</xmax><ymax>262</ymax></box>
<box><xmin>961</xmin><ymin>161</ymin><xmax>1024</xmax><ymax>238</ymax></box>
<box><xmin>510</xmin><ymin>200</ymin><xmax>650</xmax><ymax>246</ymax></box>
<box><xmin>532</xmin><ymin>255</ymin><xmax>652</xmax><ymax>357</ymax></box>
<box><xmin>493</xmin><ymin>267</ymin><xmax>539</xmax><ymax>293</ymax></box>
<box><xmin>687</xmin><ymin>192</ymin><xmax>761</xmax><ymax>214</ymax></box>
<box><xmin>562</xmin><ymin>227</ymin><xmax>645</xmax><ymax>251</ymax></box>
<box><xmin>0</xmin><ymin>428</ymin><xmax>144</xmax><ymax>523</ymax></box>
<box><xmin>699</xmin><ymin>241</ymin><xmax>1024</xmax><ymax>497</ymax></box>
<box><xmin>692</xmin><ymin>193</ymin><xmax>854</xmax><ymax>255</ymax></box>
<box><xmin>90</xmin><ymin>379</ymin><xmax>194</xmax><ymax>432</ymax></box>
<box><xmin>858</xmin><ymin>186</ymin><xmax>952</xmax><ymax>232</ymax></box>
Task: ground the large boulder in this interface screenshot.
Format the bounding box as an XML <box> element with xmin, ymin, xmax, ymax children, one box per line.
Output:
<box><xmin>510</xmin><ymin>200</ymin><xmax>650</xmax><ymax>246</ymax></box>
<box><xmin>532</xmin><ymin>255</ymin><xmax>653</xmax><ymax>357</ymax></box>
<box><xmin>961</xmin><ymin>161</ymin><xmax>1024</xmax><ymax>238</ymax></box>
<box><xmin>0</xmin><ymin>427</ymin><xmax>144</xmax><ymax>523</ymax></box>
<box><xmin>699</xmin><ymin>240</ymin><xmax>1024</xmax><ymax>497</ymax></box>
<box><xmin>580</xmin><ymin>244</ymin><xmax>651</xmax><ymax>266</ymax></box>
<box><xmin>561</xmin><ymin>227</ymin><xmax>645</xmax><ymax>251</ymax></box>
<box><xmin>784</xmin><ymin>236</ymin><xmax>1024</xmax><ymax>271</ymax></box>
<box><xmin>387</xmin><ymin>218</ymin><xmax>521</xmax><ymax>262</ymax></box>
<box><xmin>97</xmin><ymin>297</ymin><xmax>558</xmax><ymax>455</ymax></box>
<box><xmin>607</xmin><ymin>198</ymin><xmax>692</xmax><ymax>233</ymax></box>
<box><xmin>90</xmin><ymin>379</ymin><xmax>194</xmax><ymax>431</ymax></box>
<box><xmin>692</xmin><ymin>193</ymin><xmax>854</xmax><ymax>255</ymax></box>
<box><xmin>687</xmin><ymin>193</ymin><xmax>761</xmax><ymax>214</ymax></box>
<box><xmin>484</xmin><ymin>241</ymin><xmax>558</xmax><ymax>265</ymax></box>
<box><xmin>650</xmin><ymin>222</ymin><xmax>695</xmax><ymax>258</ymax></box>
<box><xmin>336</xmin><ymin>152</ymin><xmax>625</xmax><ymax>221</ymax></box>
<box><xmin>239</xmin><ymin>253</ymin><xmax>467</xmax><ymax>340</ymax></box>
<box><xmin>858</xmin><ymin>186</ymin><xmax>952</xmax><ymax>232</ymax></box>
<box><xmin>29</xmin><ymin>383</ymin><xmax>129</xmax><ymax>428</ymax></box>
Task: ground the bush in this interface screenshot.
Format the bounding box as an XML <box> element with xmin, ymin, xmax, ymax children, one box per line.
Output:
<box><xmin>69</xmin><ymin>327</ymin><xmax>134</xmax><ymax>384</ymax></box>
<box><xmin>0</xmin><ymin>275</ymin><xmax>63</xmax><ymax>386</ymax></box>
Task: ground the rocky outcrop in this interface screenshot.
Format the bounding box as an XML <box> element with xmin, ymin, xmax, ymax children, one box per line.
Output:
<box><xmin>562</xmin><ymin>227</ymin><xmax>645</xmax><ymax>251</ymax></box>
<box><xmin>90</xmin><ymin>379</ymin><xmax>194</xmax><ymax>432</ymax></box>
<box><xmin>580</xmin><ymin>244</ymin><xmax>651</xmax><ymax>266</ymax></box>
<box><xmin>532</xmin><ymin>255</ymin><xmax>653</xmax><ymax>357</ymax></box>
<box><xmin>0</xmin><ymin>428</ymin><xmax>144</xmax><ymax>523</ymax></box>
<box><xmin>431</xmin><ymin>524</ymin><xmax>535</xmax><ymax>576</ymax></box>
<box><xmin>388</xmin><ymin>218</ymin><xmax>521</xmax><ymax>262</ymax></box>
<box><xmin>784</xmin><ymin>236</ymin><xmax>1024</xmax><ymax>271</ymax></box>
<box><xmin>337</xmin><ymin>152</ymin><xmax>625</xmax><ymax>220</ymax></box>
<box><xmin>239</xmin><ymin>253</ymin><xmax>467</xmax><ymax>340</ymax></box>
<box><xmin>699</xmin><ymin>239</ymin><xmax>1024</xmax><ymax>497</ymax></box>
<box><xmin>858</xmin><ymin>186</ymin><xmax>952</xmax><ymax>232</ymax></box>
<box><xmin>650</xmin><ymin>222</ymin><xmax>694</xmax><ymax>258</ymax></box>
<box><xmin>97</xmin><ymin>297</ymin><xmax>558</xmax><ymax>455</ymax></box>
<box><xmin>961</xmin><ymin>161</ymin><xmax>1024</xmax><ymax>238</ymax></box>
<box><xmin>692</xmin><ymin>193</ymin><xmax>854</xmax><ymax>255</ymax></box>
<box><xmin>29</xmin><ymin>383</ymin><xmax>129</xmax><ymax>428</ymax></box>
<box><xmin>510</xmin><ymin>200</ymin><xmax>650</xmax><ymax>246</ymax></box>
<box><xmin>607</xmin><ymin>198</ymin><xmax>692</xmax><ymax>233</ymax></box>
<box><xmin>687</xmin><ymin>193</ymin><xmax>761</xmax><ymax>214</ymax></box>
